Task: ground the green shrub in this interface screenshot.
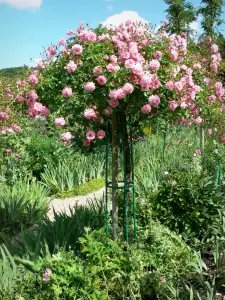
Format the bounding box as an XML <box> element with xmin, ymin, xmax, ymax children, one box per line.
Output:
<box><xmin>150</xmin><ymin>171</ymin><xmax>225</xmax><ymax>242</ymax></box>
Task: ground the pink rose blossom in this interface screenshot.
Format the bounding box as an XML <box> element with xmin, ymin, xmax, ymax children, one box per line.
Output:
<box><xmin>59</xmin><ymin>38</ymin><xmax>66</xmax><ymax>45</ymax></box>
<box><xmin>0</xmin><ymin>112</ymin><xmax>9</xmax><ymax>120</ymax></box>
<box><xmin>97</xmin><ymin>75</ymin><xmax>107</xmax><ymax>85</ymax></box>
<box><xmin>65</xmin><ymin>61</ymin><xmax>77</xmax><ymax>73</ymax></box>
<box><xmin>83</xmin><ymin>139</ymin><xmax>91</xmax><ymax>147</ymax></box>
<box><xmin>210</xmin><ymin>44</ymin><xmax>219</xmax><ymax>53</ymax></box>
<box><xmin>11</xmin><ymin>124</ymin><xmax>21</xmax><ymax>132</ymax></box>
<box><xmin>110</xmin><ymin>55</ymin><xmax>117</xmax><ymax>63</ymax></box>
<box><xmin>123</xmin><ymin>83</ymin><xmax>134</xmax><ymax>94</ymax></box>
<box><xmin>124</xmin><ymin>59</ymin><xmax>135</xmax><ymax>69</ymax></box>
<box><xmin>195</xmin><ymin>149</ymin><xmax>201</xmax><ymax>155</ymax></box>
<box><xmin>84</xmin><ymin>82</ymin><xmax>96</xmax><ymax>92</ymax></box>
<box><xmin>55</xmin><ymin>117</ymin><xmax>65</xmax><ymax>126</ymax></box>
<box><xmin>153</xmin><ymin>51</ymin><xmax>162</xmax><ymax>59</ymax></box>
<box><xmin>141</xmin><ymin>104</ymin><xmax>151</xmax><ymax>114</ymax></box>
<box><xmin>104</xmin><ymin>55</ymin><xmax>109</xmax><ymax>60</ymax></box>
<box><xmin>207</xmin><ymin>129</ymin><xmax>212</xmax><ymax>135</ymax></box>
<box><xmin>5</xmin><ymin>148</ymin><xmax>12</xmax><ymax>153</ymax></box>
<box><xmin>48</xmin><ymin>46</ymin><xmax>56</xmax><ymax>56</ymax></box>
<box><xmin>29</xmin><ymin>75</ymin><xmax>38</xmax><ymax>85</ymax></box>
<box><xmin>169</xmin><ymin>101</ymin><xmax>178</xmax><ymax>111</ymax></box>
<box><xmin>27</xmin><ymin>90</ymin><xmax>38</xmax><ymax>102</ymax></box>
<box><xmin>62</xmin><ymin>87</ymin><xmax>72</xmax><ymax>98</ymax></box>
<box><xmin>93</xmin><ymin>66</ymin><xmax>102</xmax><ymax>75</ymax></box>
<box><xmin>174</xmin><ymin>81</ymin><xmax>184</xmax><ymax>92</ymax></box>
<box><xmin>166</xmin><ymin>81</ymin><xmax>174</xmax><ymax>90</ymax></box>
<box><xmin>72</xmin><ymin>44</ymin><xmax>83</xmax><ymax>55</ymax></box>
<box><xmin>33</xmin><ymin>102</ymin><xmax>43</xmax><ymax>112</ymax></box>
<box><xmin>61</xmin><ymin>132</ymin><xmax>73</xmax><ymax>141</ymax></box>
<box><xmin>67</xmin><ymin>30</ymin><xmax>73</xmax><ymax>35</ymax></box>
<box><xmin>15</xmin><ymin>153</ymin><xmax>21</xmax><ymax>159</ymax></box>
<box><xmin>149</xmin><ymin>59</ymin><xmax>160</xmax><ymax>70</ymax></box>
<box><xmin>148</xmin><ymin>95</ymin><xmax>160</xmax><ymax>106</ymax></box>
<box><xmin>15</xmin><ymin>95</ymin><xmax>24</xmax><ymax>103</ymax></box>
<box><xmin>109</xmin><ymin>99</ymin><xmax>119</xmax><ymax>108</ymax></box>
<box><xmin>106</xmin><ymin>63</ymin><xmax>120</xmax><ymax>73</ymax></box>
<box><xmin>103</xmin><ymin>107</ymin><xmax>113</xmax><ymax>115</ymax></box>
<box><xmin>84</xmin><ymin>108</ymin><xmax>97</xmax><ymax>120</ymax></box>
<box><xmin>193</xmin><ymin>116</ymin><xmax>203</xmax><ymax>125</ymax></box>
<box><xmin>97</xmin><ymin>130</ymin><xmax>105</xmax><ymax>140</ymax></box>
<box><xmin>86</xmin><ymin>130</ymin><xmax>96</xmax><ymax>141</ymax></box>
<box><xmin>208</xmin><ymin>95</ymin><xmax>216</xmax><ymax>103</ymax></box>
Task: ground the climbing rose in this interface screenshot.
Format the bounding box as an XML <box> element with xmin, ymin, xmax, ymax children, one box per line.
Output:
<box><xmin>106</xmin><ymin>63</ymin><xmax>120</xmax><ymax>73</ymax></box>
<box><xmin>84</xmin><ymin>108</ymin><xmax>97</xmax><ymax>119</ymax></box>
<box><xmin>61</xmin><ymin>132</ymin><xmax>73</xmax><ymax>141</ymax></box>
<box><xmin>109</xmin><ymin>99</ymin><xmax>119</xmax><ymax>108</ymax></box>
<box><xmin>195</xmin><ymin>149</ymin><xmax>201</xmax><ymax>155</ymax></box>
<box><xmin>148</xmin><ymin>95</ymin><xmax>160</xmax><ymax>106</ymax></box>
<box><xmin>29</xmin><ymin>75</ymin><xmax>38</xmax><ymax>85</ymax></box>
<box><xmin>97</xmin><ymin>75</ymin><xmax>107</xmax><ymax>85</ymax></box>
<box><xmin>65</xmin><ymin>61</ymin><xmax>77</xmax><ymax>73</ymax></box>
<box><xmin>27</xmin><ymin>90</ymin><xmax>38</xmax><ymax>101</ymax></box>
<box><xmin>166</xmin><ymin>81</ymin><xmax>174</xmax><ymax>90</ymax></box>
<box><xmin>103</xmin><ymin>108</ymin><xmax>113</xmax><ymax>115</ymax></box>
<box><xmin>124</xmin><ymin>59</ymin><xmax>135</xmax><ymax>69</ymax></box>
<box><xmin>84</xmin><ymin>82</ymin><xmax>96</xmax><ymax>92</ymax></box>
<box><xmin>210</xmin><ymin>44</ymin><xmax>218</xmax><ymax>53</ymax></box>
<box><xmin>62</xmin><ymin>87</ymin><xmax>72</xmax><ymax>98</ymax></box>
<box><xmin>207</xmin><ymin>129</ymin><xmax>212</xmax><ymax>135</ymax></box>
<box><xmin>72</xmin><ymin>44</ymin><xmax>83</xmax><ymax>55</ymax></box>
<box><xmin>193</xmin><ymin>116</ymin><xmax>203</xmax><ymax>125</ymax></box>
<box><xmin>141</xmin><ymin>104</ymin><xmax>151</xmax><ymax>114</ymax></box>
<box><xmin>11</xmin><ymin>124</ymin><xmax>21</xmax><ymax>132</ymax></box>
<box><xmin>123</xmin><ymin>83</ymin><xmax>134</xmax><ymax>94</ymax></box>
<box><xmin>86</xmin><ymin>130</ymin><xmax>96</xmax><ymax>140</ymax></box>
<box><xmin>0</xmin><ymin>112</ymin><xmax>9</xmax><ymax>120</ymax></box>
<box><xmin>97</xmin><ymin>130</ymin><xmax>105</xmax><ymax>140</ymax></box>
<box><xmin>55</xmin><ymin>117</ymin><xmax>65</xmax><ymax>126</ymax></box>
<box><xmin>153</xmin><ymin>51</ymin><xmax>162</xmax><ymax>59</ymax></box>
<box><xmin>67</xmin><ymin>30</ymin><xmax>73</xmax><ymax>35</ymax></box>
<box><xmin>59</xmin><ymin>38</ymin><xmax>66</xmax><ymax>45</ymax></box>
<box><xmin>5</xmin><ymin>148</ymin><xmax>12</xmax><ymax>153</ymax></box>
<box><xmin>169</xmin><ymin>101</ymin><xmax>178</xmax><ymax>111</ymax></box>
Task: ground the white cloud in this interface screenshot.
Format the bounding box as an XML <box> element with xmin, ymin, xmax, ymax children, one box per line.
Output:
<box><xmin>190</xmin><ymin>21</ymin><xmax>199</xmax><ymax>32</ymax></box>
<box><xmin>0</xmin><ymin>0</ymin><xmax>42</xmax><ymax>9</ymax></box>
<box><xmin>102</xmin><ymin>10</ymin><xmax>147</xmax><ymax>27</ymax></box>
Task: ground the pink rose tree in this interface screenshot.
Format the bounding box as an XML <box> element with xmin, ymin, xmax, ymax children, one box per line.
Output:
<box><xmin>8</xmin><ymin>20</ymin><xmax>225</xmax><ymax>240</ymax></box>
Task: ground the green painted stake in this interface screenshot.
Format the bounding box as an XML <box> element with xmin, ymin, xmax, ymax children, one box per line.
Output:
<box><xmin>105</xmin><ymin>120</ymin><xmax>109</xmax><ymax>236</ymax></box>
<box><xmin>163</xmin><ymin>133</ymin><xmax>166</xmax><ymax>162</ymax></box>
<box><xmin>216</xmin><ymin>160</ymin><xmax>221</xmax><ymax>186</ymax></box>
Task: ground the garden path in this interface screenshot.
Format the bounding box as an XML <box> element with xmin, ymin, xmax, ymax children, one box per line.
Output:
<box><xmin>47</xmin><ymin>187</ymin><xmax>105</xmax><ymax>221</ymax></box>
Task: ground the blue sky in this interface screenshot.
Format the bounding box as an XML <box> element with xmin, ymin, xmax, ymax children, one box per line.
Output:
<box><xmin>0</xmin><ymin>0</ymin><xmax>224</xmax><ymax>69</ymax></box>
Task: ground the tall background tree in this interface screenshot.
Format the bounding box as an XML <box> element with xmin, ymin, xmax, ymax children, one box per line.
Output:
<box><xmin>198</xmin><ymin>0</ymin><xmax>225</xmax><ymax>39</ymax></box>
<box><xmin>164</xmin><ymin>0</ymin><xmax>197</xmax><ymax>36</ymax></box>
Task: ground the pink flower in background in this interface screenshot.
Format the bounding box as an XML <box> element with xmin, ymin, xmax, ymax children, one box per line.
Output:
<box><xmin>124</xmin><ymin>59</ymin><xmax>135</xmax><ymax>69</ymax></box>
<box><xmin>5</xmin><ymin>148</ymin><xmax>12</xmax><ymax>153</ymax></box>
<box><xmin>166</xmin><ymin>81</ymin><xmax>174</xmax><ymax>90</ymax></box>
<box><xmin>174</xmin><ymin>81</ymin><xmax>184</xmax><ymax>91</ymax></box>
<box><xmin>97</xmin><ymin>75</ymin><xmax>107</xmax><ymax>85</ymax></box>
<box><xmin>195</xmin><ymin>149</ymin><xmax>201</xmax><ymax>155</ymax></box>
<box><xmin>169</xmin><ymin>101</ymin><xmax>178</xmax><ymax>111</ymax></box>
<box><xmin>109</xmin><ymin>99</ymin><xmax>119</xmax><ymax>108</ymax></box>
<box><xmin>65</xmin><ymin>61</ymin><xmax>77</xmax><ymax>73</ymax></box>
<box><xmin>61</xmin><ymin>132</ymin><xmax>73</xmax><ymax>141</ymax></box>
<box><xmin>11</xmin><ymin>124</ymin><xmax>21</xmax><ymax>132</ymax></box>
<box><xmin>93</xmin><ymin>66</ymin><xmax>102</xmax><ymax>75</ymax></box>
<box><xmin>106</xmin><ymin>63</ymin><xmax>120</xmax><ymax>73</ymax></box>
<box><xmin>84</xmin><ymin>108</ymin><xmax>97</xmax><ymax>120</ymax></box>
<box><xmin>16</xmin><ymin>80</ymin><xmax>26</xmax><ymax>87</ymax></box>
<box><xmin>72</xmin><ymin>44</ymin><xmax>83</xmax><ymax>55</ymax></box>
<box><xmin>15</xmin><ymin>153</ymin><xmax>21</xmax><ymax>159</ymax></box>
<box><xmin>59</xmin><ymin>38</ymin><xmax>66</xmax><ymax>45</ymax></box>
<box><xmin>207</xmin><ymin>129</ymin><xmax>212</xmax><ymax>135</ymax></box>
<box><xmin>43</xmin><ymin>269</ymin><xmax>52</xmax><ymax>282</ymax></box>
<box><xmin>84</xmin><ymin>82</ymin><xmax>96</xmax><ymax>92</ymax></box>
<box><xmin>153</xmin><ymin>51</ymin><xmax>162</xmax><ymax>59</ymax></box>
<box><xmin>210</xmin><ymin>44</ymin><xmax>218</xmax><ymax>53</ymax></box>
<box><xmin>97</xmin><ymin>130</ymin><xmax>105</xmax><ymax>140</ymax></box>
<box><xmin>62</xmin><ymin>87</ymin><xmax>72</xmax><ymax>98</ymax></box>
<box><xmin>0</xmin><ymin>112</ymin><xmax>9</xmax><ymax>120</ymax></box>
<box><xmin>6</xmin><ymin>128</ymin><xmax>14</xmax><ymax>133</ymax></box>
<box><xmin>149</xmin><ymin>59</ymin><xmax>160</xmax><ymax>70</ymax></box>
<box><xmin>141</xmin><ymin>104</ymin><xmax>151</xmax><ymax>114</ymax></box>
<box><xmin>164</xmin><ymin>19</ymin><xmax>169</xmax><ymax>25</ymax></box>
<box><xmin>193</xmin><ymin>116</ymin><xmax>203</xmax><ymax>125</ymax></box>
<box><xmin>83</xmin><ymin>139</ymin><xmax>91</xmax><ymax>147</ymax></box>
<box><xmin>48</xmin><ymin>46</ymin><xmax>56</xmax><ymax>56</ymax></box>
<box><xmin>104</xmin><ymin>55</ymin><xmax>109</xmax><ymax>60</ymax></box>
<box><xmin>103</xmin><ymin>108</ymin><xmax>113</xmax><ymax>116</ymax></box>
<box><xmin>66</xmin><ymin>30</ymin><xmax>73</xmax><ymax>35</ymax></box>
<box><xmin>148</xmin><ymin>95</ymin><xmax>160</xmax><ymax>106</ymax></box>
<box><xmin>55</xmin><ymin>117</ymin><xmax>65</xmax><ymax>126</ymax></box>
<box><xmin>86</xmin><ymin>130</ymin><xmax>96</xmax><ymax>141</ymax></box>
<box><xmin>29</xmin><ymin>75</ymin><xmax>38</xmax><ymax>85</ymax></box>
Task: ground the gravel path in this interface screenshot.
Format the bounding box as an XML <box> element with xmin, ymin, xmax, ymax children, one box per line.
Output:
<box><xmin>47</xmin><ymin>188</ymin><xmax>105</xmax><ymax>221</ymax></box>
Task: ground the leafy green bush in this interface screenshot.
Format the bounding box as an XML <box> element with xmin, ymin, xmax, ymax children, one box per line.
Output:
<box><xmin>0</xmin><ymin>177</ymin><xmax>49</xmax><ymax>241</ymax></box>
<box><xmin>150</xmin><ymin>171</ymin><xmax>225</xmax><ymax>242</ymax></box>
<box><xmin>18</xmin><ymin>198</ymin><xmax>105</xmax><ymax>259</ymax></box>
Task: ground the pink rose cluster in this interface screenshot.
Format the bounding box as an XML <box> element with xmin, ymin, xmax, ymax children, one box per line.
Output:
<box><xmin>84</xmin><ymin>130</ymin><xmax>105</xmax><ymax>144</ymax></box>
<box><xmin>65</xmin><ymin>61</ymin><xmax>77</xmax><ymax>73</ymax></box>
<box><xmin>0</xmin><ymin>112</ymin><xmax>9</xmax><ymax>120</ymax></box>
<box><xmin>84</xmin><ymin>108</ymin><xmax>98</xmax><ymax>120</ymax></box>
<box><xmin>61</xmin><ymin>132</ymin><xmax>74</xmax><ymax>141</ymax></box>
<box><xmin>108</xmin><ymin>83</ymin><xmax>134</xmax><ymax>108</ymax></box>
<box><xmin>55</xmin><ymin>117</ymin><xmax>65</xmax><ymax>126</ymax></box>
